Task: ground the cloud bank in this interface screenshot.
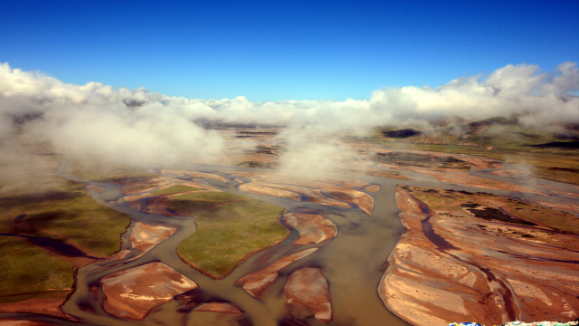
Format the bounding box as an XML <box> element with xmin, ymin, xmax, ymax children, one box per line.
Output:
<box><xmin>0</xmin><ymin>61</ymin><xmax>577</xmax><ymax>166</ymax></box>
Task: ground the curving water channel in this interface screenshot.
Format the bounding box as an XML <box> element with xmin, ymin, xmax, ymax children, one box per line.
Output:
<box><xmin>1</xmin><ymin>156</ymin><xmax>579</xmax><ymax>326</ymax></box>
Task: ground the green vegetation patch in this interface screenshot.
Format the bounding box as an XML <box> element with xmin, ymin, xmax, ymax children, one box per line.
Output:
<box><xmin>501</xmin><ymin>199</ymin><xmax>579</xmax><ymax>234</ymax></box>
<box><xmin>370</xmin><ymin>129</ymin><xmax>579</xmax><ymax>185</ymax></box>
<box><xmin>1</xmin><ymin>176</ymin><xmax>132</xmax><ymax>256</ymax></box>
<box><xmin>0</xmin><ymin>133</ymin><xmax>132</xmax><ymax>304</ymax></box>
<box><xmin>401</xmin><ymin>186</ymin><xmax>467</xmax><ymax>213</ymax></box>
<box><xmin>151</xmin><ymin>185</ymin><xmax>203</xmax><ymax>196</ymax></box>
<box><xmin>177</xmin><ymin>194</ymin><xmax>288</xmax><ymax>278</ymax></box>
<box><xmin>403</xmin><ymin>186</ymin><xmax>579</xmax><ymax>237</ymax></box>
<box><xmin>0</xmin><ymin>174</ymin><xmax>132</xmax><ymax>304</ymax></box>
<box><xmin>0</xmin><ymin>236</ymin><xmax>74</xmax><ymax>303</ymax></box>
<box><xmin>170</xmin><ymin>191</ymin><xmax>247</xmax><ymax>214</ymax></box>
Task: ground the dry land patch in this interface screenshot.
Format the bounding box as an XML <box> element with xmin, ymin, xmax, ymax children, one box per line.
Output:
<box><xmin>379</xmin><ymin>186</ymin><xmax>579</xmax><ymax>326</ymax></box>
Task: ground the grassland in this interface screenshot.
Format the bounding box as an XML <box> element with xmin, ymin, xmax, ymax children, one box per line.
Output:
<box><xmin>0</xmin><ymin>237</ymin><xmax>74</xmax><ymax>303</ymax></box>
<box><xmin>150</xmin><ymin>185</ymin><xmax>203</xmax><ymax>196</ymax></box>
<box><xmin>0</xmin><ymin>133</ymin><xmax>148</xmax><ymax>305</ymax></box>
<box><xmin>372</xmin><ymin>134</ymin><xmax>579</xmax><ymax>185</ymax></box>
<box><xmin>170</xmin><ymin>191</ymin><xmax>246</xmax><ymax>214</ymax></box>
<box><xmin>1</xmin><ymin>176</ymin><xmax>132</xmax><ymax>256</ymax></box>
<box><xmin>405</xmin><ymin>186</ymin><xmax>578</xmax><ymax>230</ymax></box>
<box><xmin>368</xmin><ymin>120</ymin><xmax>579</xmax><ymax>185</ymax></box>
<box><xmin>176</xmin><ymin>192</ymin><xmax>288</xmax><ymax>278</ymax></box>
<box><xmin>0</xmin><ymin>173</ymin><xmax>132</xmax><ymax>304</ymax></box>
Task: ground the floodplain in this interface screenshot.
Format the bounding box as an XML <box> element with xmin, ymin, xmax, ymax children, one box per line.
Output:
<box><xmin>1</xmin><ymin>119</ymin><xmax>579</xmax><ymax>326</ymax></box>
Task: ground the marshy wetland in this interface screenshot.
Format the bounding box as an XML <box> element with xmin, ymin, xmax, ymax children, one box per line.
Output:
<box><xmin>1</xmin><ymin>123</ymin><xmax>579</xmax><ymax>326</ymax></box>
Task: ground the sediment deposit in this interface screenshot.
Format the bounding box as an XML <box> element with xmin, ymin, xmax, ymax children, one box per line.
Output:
<box><xmin>238</xmin><ymin>182</ymin><xmax>302</xmax><ymax>201</ymax></box>
<box><xmin>379</xmin><ymin>187</ymin><xmax>579</xmax><ymax>326</ymax></box>
<box><xmin>238</xmin><ymin>178</ymin><xmax>375</xmax><ymax>215</ymax></box>
<box><xmin>193</xmin><ymin>302</ymin><xmax>243</xmax><ymax>314</ymax></box>
<box><xmin>282</xmin><ymin>213</ymin><xmax>337</xmax><ymax>245</ymax></box>
<box><xmin>237</xmin><ymin>248</ymin><xmax>318</xmax><ymax>298</ymax></box>
<box><xmin>284</xmin><ymin>268</ymin><xmax>332</xmax><ymax>323</ymax></box>
<box><xmin>101</xmin><ymin>262</ymin><xmax>198</xmax><ymax>320</ymax></box>
<box><xmin>129</xmin><ymin>222</ymin><xmax>177</xmax><ymax>253</ymax></box>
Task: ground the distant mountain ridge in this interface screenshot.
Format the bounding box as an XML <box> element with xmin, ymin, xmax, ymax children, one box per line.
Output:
<box><xmin>379</xmin><ymin>116</ymin><xmax>579</xmax><ymax>150</ymax></box>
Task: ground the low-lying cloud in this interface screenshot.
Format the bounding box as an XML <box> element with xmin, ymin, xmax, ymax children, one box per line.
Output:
<box><xmin>0</xmin><ymin>61</ymin><xmax>577</xmax><ymax>168</ymax></box>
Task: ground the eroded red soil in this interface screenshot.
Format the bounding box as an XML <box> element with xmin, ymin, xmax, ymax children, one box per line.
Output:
<box><xmin>284</xmin><ymin>268</ymin><xmax>332</xmax><ymax>323</ymax></box>
<box><xmin>379</xmin><ymin>188</ymin><xmax>579</xmax><ymax>326</ymax></box>
<box><xmin>192</xmin><ymin>302</ymin><xmax>243</xmax><ymax>314</ymax></box>
<box><xmin>101</xmin><ymin>262</ymin><xmax>197</xmax><ymax>320</ymax></box>
<box><xmin>236</xmin><ymin>248</ymin><xmax>318</xmax><ymax>298</ymax></box>
<box><xmin>129</xmin><ymin>222</ymin><xmax>177</xmax><ymax>253</ymax></box>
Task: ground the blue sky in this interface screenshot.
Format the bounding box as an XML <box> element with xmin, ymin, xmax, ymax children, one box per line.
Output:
<box><xmin>1</xmin><ymin>0</ymin><xmax>578</xmax><ymax>102</ymax></box>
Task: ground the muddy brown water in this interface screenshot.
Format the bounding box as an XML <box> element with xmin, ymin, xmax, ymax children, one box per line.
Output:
<box><xmin>2</xmin><ymin>158</ymin><xmax>579</xmax><ymax>326</ymax></box>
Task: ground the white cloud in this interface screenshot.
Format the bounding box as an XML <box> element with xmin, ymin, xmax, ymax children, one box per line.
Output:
<box><xmin>0</xmin><ymin>61</ymin><xmax>577</xmax><ymax>168</ymax></box>
<box><xmin>368</xmin><ymin>62</ymin><xmax>579</xmax><ymax>123</ymax></box>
